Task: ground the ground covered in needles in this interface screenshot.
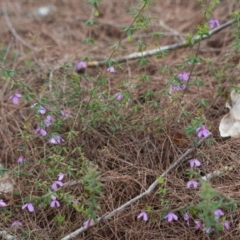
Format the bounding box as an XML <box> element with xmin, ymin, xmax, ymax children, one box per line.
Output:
<box><xmin>0</xmin><ymin>0</ymin><xmax>240</xmax><ymax>239</ymax></box>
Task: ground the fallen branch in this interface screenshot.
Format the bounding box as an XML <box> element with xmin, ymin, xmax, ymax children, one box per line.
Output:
<box><xmin>86</xmin><ymin>19</ymin><xmax>235</xmax><ymax>67</ymax></box>
<box><xmin>61</xmin><ymin>134</ymin><xmax>211</xmax><ymax>240</ymax></box>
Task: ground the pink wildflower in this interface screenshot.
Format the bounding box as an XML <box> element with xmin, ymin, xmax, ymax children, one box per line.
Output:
<box><xmin>186</xmin><ymin>180</ymin><xmax>198</xmax><ymax>189</ymax></box>
<box><xmin>51</xmin><ymin>181</ymin><xmax>63</xmax><ymax>191</ymax></box>
<box><xmin>165</xmin><ymin>212</ymin><xmax>178</xmax><ymax>222</ymax></box>
<box><xmin>22</xmin><ymin>202</ymin><xmax>34</xmax><ymax>212</ymax></box>
<box><xmin>209</xmin><ymin>18</ymin><xmax>220</xmax><ymax>29</ymax></box>
<box><xmin>0</xmin><ymin>199</ymin><xmax>7</xmax><ymax>207</ymax></box>
<box><xmin>17</xmin><ymin>156</ymin><xmax>25</xmax><ymax>164</ymax></box>
<box><xmin>107</xmin><ymin>66</ymin><xmax>116</xmax><ymax>73</ymax></box>
<box><xmin>137</xmin><ymin>211</ymin><xmax>148</xmax><ymax>221</ymax></box>
<box><xmin>11</xmin><ymin>221</ymin><xmax>22</xmax><ymax>228</ymax></box>
<box><xmin>83</xmin><ymin>219</ymin><xmax>95</xmax><ymax>228</ymax></box>
<box><xmin>9</xmin><ymin>93</ymin><xmax>22</xmax><ymax>105</ymax></box>
<box><xmin>189</xmin><ymin>158</ymin><xmax>201</xmax><ymax>168</ymax></box>
<box><xmin>50</xmin><ymin>196</ymin><xmax>60</xmax><ymax>208</ymax></box>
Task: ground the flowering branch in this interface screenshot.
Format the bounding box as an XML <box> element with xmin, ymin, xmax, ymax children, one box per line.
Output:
<box><xmin>61</xmin><ymin>134</ymin><xmax>211</xmax><ymax>240</ymax></box>
<box><xmin>86</xmin><ymin>19</ymin><xmax>235</xmax><ymax>67</ymax></box>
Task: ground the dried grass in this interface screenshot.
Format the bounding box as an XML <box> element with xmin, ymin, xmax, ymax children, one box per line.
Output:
<box><xmin>0</xmin><ymin>0</ymin><xmax>239</xmax><ymax>239</ymax></box>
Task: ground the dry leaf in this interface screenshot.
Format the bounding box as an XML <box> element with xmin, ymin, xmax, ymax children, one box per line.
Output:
<box><xmin>219</xmin><ymin>86</ymin><xmax>240</xmax><ymax>137</ymax></box>
<box><xmin>219</xmin><ymin>113</ymin><xmax>234</xmax><ymax>137</ymax></box>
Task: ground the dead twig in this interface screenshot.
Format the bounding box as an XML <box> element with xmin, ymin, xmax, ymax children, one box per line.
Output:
<box><xmin>86</xmin><ymin>19</ymin><xmax>236</xmax><ymax>67</ymax></box>
<box><xmin>61</xmin><ymin>134</ymin><xmax>211</xmax><ymax>240</ymax></box>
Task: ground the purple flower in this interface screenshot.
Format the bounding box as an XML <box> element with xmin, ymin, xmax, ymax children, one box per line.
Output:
<box><xmin>0</xmin><ymin>199</ymin><xmax>7</xmax><ymax>207</ymax></box>
<box><xmin>58</xmin><ymin>173</ymin><xmax>66</xmax><ymax>181</ymax></box>
<box><xmin>76</xmin><ymin>61</ymin><xmax>87</xmax><ymax>70</ymax></box>
<box><xmin>177</xmin><ymin>72</ymin><xmax>190</xmax><ymax>81</ymax></box>
<box><xmin>31</xmin><ymin>103</ymin><xmax>47</xmax><ymax>115</ymax></box>
<box><xmin>9</xmin><ymin>93</ymin><xmax>22</xmax><ymax>105</ymax></box>
<box><xmin>189</xmin><ymin>158</ymin><xmax>201</xmax><ymax>168</ymax></box>
<box><xmin>35</xmin><ymin>127</ymin><xmax>47</xmax><ymax>136</ymax></box>
<box><xmin>11</xmin><ymin>221</ymin><xmax>22</xmax><ymax>228</ymax></box>
<box><xmin>223</xmin><ymin>221</ymin><xmax>230</xmax><ymax>230</ymax></box>
<box><xmin>137</xmin><ymin>211</ymin><xmax>148</xmax><ymax>222</ymax></box>
<box><xmin>171</xmin><ymin>84</ymin><xmax>187</xmax><ymax>92</ymax></box>
<box><xmin>165</xmin><ymin>212</ymin><xmax>178</xmax><ymax>222</ymax></box>
<box><xmin>22</xmin><ymin>202</ymin><xmax>34</xmax><ymax>212</ymax></box>
<box><xmin>17</xmin><ymin>156</ymin><xmax>25</xmax><ymax>164</ymax></box>
<box><xmin>61</xmin><ymin>110</ymin><xmax>70</xmax><ymax>118</ymax></box>
<box><xmin>48</xmin><ymin>135</ymin><xmax>64</xmax><ymax>145</ymax></box>
<box><xmin>51</xmin><ymin>181</ymin><xmax>63</xmax><ymax>191</ymax></box>
<box><xmin>83</xmin><ymin>219</ymin><xmax>94</xmax><ymax>228</ymax></box>
<box><xmin>184</xmin><ymin>213</ymin><xmax>190</xmax><ymax>226</ymax></box>
<box><xmin>195</xmin><ymin>220</ymin><xmax>202</xmax><ymax>229</ymax></box>
<box><xmin>209</xmin><ymin>18</ymin><xmax>220</xmax><ymax>29</ymax></box>
<box><xmin>214</xmin><ymin>209</ymin><xmax>224</xmax><ymax>220</ymax></box>
<box><xmin>196</xmin><ymin>125</ymin><xmax>211</xmax><ymax>138</ymax></box>
<box><xmin>186</xmin><ymin>180</ymin><xmax>198</xmax><ymax>189</ymax></box>
<box><xmin>114</xmin><ymin>92</ymin><xmax>123</xmax><ymax>101</ymax></box>
<box><xmin>50</xmin><ymin>196</ymin><xmax>60</xmax><ymax>208</ymax></box>
<box><xmin>44</xmin><ymin>115</ymin><xmax>55</xmax><ymax>127</ymax></box>
<box><xmin>107</xmin><ymin>66</ymin><xmax>116</xmax><ymax>73</ymax></box>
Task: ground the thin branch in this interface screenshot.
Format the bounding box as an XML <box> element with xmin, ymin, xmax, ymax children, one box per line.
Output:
<box><xmin>2</xmin><ymin>4</ymin><xmax>39</xmax><ymax>51</ymax></box>
<box><xmin>87</xmin><ymin>19</ymin><xmax>236</xmax><ymax>67</ymax></box>
<box><xmin>61</xmin><ymin>134</ymin><xmax>211</xmax><ymax>240</ymax></box>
